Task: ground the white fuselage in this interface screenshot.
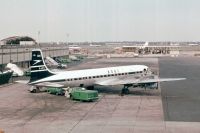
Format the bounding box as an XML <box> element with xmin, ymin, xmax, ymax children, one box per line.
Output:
<box><xmin>31</xmin><ymin>65</ymin><xmax>149</xmax><ymax>88</ymax></box>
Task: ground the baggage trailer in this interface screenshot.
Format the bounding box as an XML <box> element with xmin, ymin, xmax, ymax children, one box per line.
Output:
<box><xmin>47</xmin><ymin>87</ymin><xmax>65</xmax><ymax>95</ymax></box>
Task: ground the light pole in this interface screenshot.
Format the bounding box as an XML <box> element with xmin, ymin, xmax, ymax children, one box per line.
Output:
<box><xmin>1</xmin><ymin>46</ymin><xmax>3</xmax><ymax>72</ymax></box>
<box><xmin>66</xmin><ymin>33</ymin><xmax>69</xmax><ymax>45</ymax></box>
<box><xmin>38</xmin><ymin>31</ymin><xmax>40</xmax><ymax>48</ymax></box>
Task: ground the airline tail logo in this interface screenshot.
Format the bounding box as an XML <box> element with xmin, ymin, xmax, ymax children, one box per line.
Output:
<box><xmin>31</xmin><ymin>50</ymin><xmax>44</xmax><ymax>66</ymax></box>
<box><xmin>33</xmin><ymin>60</ymin><xmax>42</xmax><ymax>66</ymax></box>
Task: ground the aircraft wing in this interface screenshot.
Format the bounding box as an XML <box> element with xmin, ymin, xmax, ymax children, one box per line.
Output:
<box><xmin>135</xmin><ymin>78</ymin><xmax>186</xmax><ymax>84</ymax></box>
<box><xmin>95</xmin><ymin>76</ymin><xmax>186</xmax><ymax>86</ymax></box>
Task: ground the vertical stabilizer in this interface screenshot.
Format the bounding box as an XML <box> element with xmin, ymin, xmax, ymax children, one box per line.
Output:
<box><xmin>29</xmin><ymin>49</ymin><xmax>54</xmax><ymax>82</ymax></box>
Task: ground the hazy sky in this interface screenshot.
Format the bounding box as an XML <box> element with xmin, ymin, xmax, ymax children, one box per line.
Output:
<box><xmin>0</xmin><ymin>0</ymin><xmax>200</xmax><ymax>42</ymax></box>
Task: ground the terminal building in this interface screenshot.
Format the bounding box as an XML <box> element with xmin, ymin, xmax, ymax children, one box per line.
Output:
<box><xmin>121</xmin><ymin>45</ymin><xmax>180</xmax><ymax>54</ymax></box>
<box><xmin>116</xmin><ymin>43</ymin><xmax>200</xmax><ymax>56</ymax></box>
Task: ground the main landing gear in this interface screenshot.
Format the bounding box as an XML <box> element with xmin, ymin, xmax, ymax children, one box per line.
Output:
<box><xmin>121</xmin><ymin>85</ymin><xmax>130</xmax><ymax>95</ymax></box>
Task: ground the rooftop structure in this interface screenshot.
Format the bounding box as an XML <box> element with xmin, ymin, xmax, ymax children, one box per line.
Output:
<box><xmin>0</xmin><ymin>36</ymin><xmax>36</xmax><ymax>45</ymax></box>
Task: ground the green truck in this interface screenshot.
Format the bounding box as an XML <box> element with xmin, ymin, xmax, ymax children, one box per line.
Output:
<box><xmin>70</xmin><ymin>87</ymin><xmax>98</xmax><ymax>101</ymax></box>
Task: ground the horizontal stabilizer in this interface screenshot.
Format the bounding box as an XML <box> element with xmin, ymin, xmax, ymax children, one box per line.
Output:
<box><xmin>33</xmin><ymin>82</ymin><xmax>64</xmax><ymax>88</ymax></box>
<box><xmin>15</xmin><ymin>80</ymin><xmax>29</xmax><ymax>84</ymax></box>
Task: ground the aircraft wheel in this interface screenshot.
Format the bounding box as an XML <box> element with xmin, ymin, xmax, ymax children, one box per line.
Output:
<box><xmin>124</xmin><ymin>88</ymin><xmax>130</xmax><ymax>94</ymax></box>
<box><xmin>121</xmin><ymin>88</ymin><xmax>130</xmax><ymax>95</ymax></box>
<box><xmin>32</xmin><ymin>89</ymin><xmax>36</xmax><ymax>93</ymax></box>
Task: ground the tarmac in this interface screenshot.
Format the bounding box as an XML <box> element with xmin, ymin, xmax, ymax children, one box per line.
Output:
<box><xmin>0</xmin><ymin>56</ymin><xmax>200</xmax><ymax>133</ymax></box>
<box><xmin>160</xmin><ymin>56</ymin><xmax>200</xmax><ymax>122</ymax></box>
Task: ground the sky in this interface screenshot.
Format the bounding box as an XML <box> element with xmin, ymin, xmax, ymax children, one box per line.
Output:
<box><xmin>0</xmin><ymin>0</ymin><xmax>200</xmax><ymax>42</ymax></box>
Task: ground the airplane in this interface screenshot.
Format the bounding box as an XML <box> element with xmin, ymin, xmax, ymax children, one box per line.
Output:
<box><xmin>139</xmin><ymin>41</ymin><xmax>149</xmax><ymax>49</ymax></box>
<box><xmin>17</xmin><ymin>49</ymin><xmax>185</xmax><ymax>94</ymax></box>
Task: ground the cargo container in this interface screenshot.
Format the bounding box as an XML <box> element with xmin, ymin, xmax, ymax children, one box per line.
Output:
<box><xmin>70</xmin><ymin>87</ymin><xmax>98</xmax><ymax>101</ymax></box>
<box><xmin>47</xmin><ymin>87</ymin><xmax>65</xmax><ymax>95</ymax></box>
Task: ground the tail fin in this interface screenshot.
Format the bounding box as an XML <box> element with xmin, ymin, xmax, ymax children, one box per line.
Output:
<box><xmin>29</xmin><ymin>49</ymin><xmax>54</xmax><ymax>83</ymax></box>
<box><xmin>144</xmin><ymin>41</ymin><xmax>149</xmax><ymax>47</ymax></box>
